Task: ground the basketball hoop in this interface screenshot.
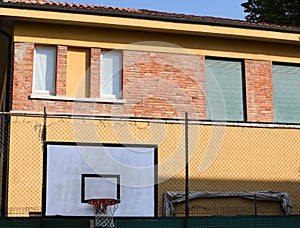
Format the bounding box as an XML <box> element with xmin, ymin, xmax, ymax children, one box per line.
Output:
<box><xmin>87</xmin><ymin>198</ymin><xmax>120</xmax><ymax>228</ymax></box>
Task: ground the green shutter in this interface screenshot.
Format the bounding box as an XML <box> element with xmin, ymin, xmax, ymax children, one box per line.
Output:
<box><xmin>206</xmin><ymin>59</ymin><xmax>244</xmax><ymax>121</ymax></box>
<box><xmin>273</xmin><ymin>64</ymin><xmax>300</xmax><ymax>123</ymax></box>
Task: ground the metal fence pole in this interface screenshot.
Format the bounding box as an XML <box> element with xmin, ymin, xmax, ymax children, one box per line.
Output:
<box><xmin>42</xmin><ymin>107</ymin><xmax>47</xmax><ymax>143</ymax></box>
<box><xmin>41</xmin><ymin>107</ymin><xmax>47</xmax><ymax>228</ymax></box>
<box><xmin>185</xmin><ymin>112</ymin><xmax>189</xmax><ymax>228</ymax></box>
<box><xmin>1</xmin><ymin>113</ymin><xmax>10</xmax><ymax>217</ymax></box>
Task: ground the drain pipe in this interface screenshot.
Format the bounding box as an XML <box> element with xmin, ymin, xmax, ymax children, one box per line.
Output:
<box><xmin>0</xmin><ymin>27</ymin><xmax>13</xmax><ymax>217</ymax></box>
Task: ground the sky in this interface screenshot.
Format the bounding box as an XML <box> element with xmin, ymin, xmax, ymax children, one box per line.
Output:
<box><xmin>67</xmin><ymin>0</ymin><xmax>247</xmax><ymax>20</ymax></box>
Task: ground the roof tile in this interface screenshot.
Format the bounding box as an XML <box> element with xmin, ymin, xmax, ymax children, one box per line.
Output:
<box><xmin>3</xmin><ymin>0</ymin><xmax>50</xmax><ymax>3</ymax></box>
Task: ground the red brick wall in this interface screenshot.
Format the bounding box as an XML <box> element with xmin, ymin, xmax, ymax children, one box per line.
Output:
<box><xmin>245</xmin><ymin>59</ymin><xmax>274</xmax><ymax>122</ymax></box>
<box><xmin>90</xmin><ymin>48</ymin><xmax>100</xmax><ymax>98</ymax></box>
<box><xmin>12</xmin><ymin>42</ymin><xmax>34</xmax><ymax>111</ymax></box>
<box><xmin>55</xmin><ymin>45</ymin><xmax>67</xmax><ymax>96</ymax></box>
<box><xmin>122</xmin><ymin>50</ymin><xmax>206</xmax><ymax>119</ymax></box>
<box><xmin>11</xmin><ymin>43</ymin><xmax>206</xmax><ymax>119</ymax></box>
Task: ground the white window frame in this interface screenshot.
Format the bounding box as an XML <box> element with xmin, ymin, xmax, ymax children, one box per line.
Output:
<box><xmin>100</xmin><ymin>50</ymin><xmax>122</xmax><ymax>99</ymax></box>
<box><xmin>32</xmin><ymin>46</ymin><xmax>56</xmax><ymax>96</ymax></box>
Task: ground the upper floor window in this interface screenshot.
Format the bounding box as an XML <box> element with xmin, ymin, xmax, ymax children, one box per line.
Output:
<box><xmin>273</xmin><ymin>63</ymin><xmax>300</xmax><ymax>123</ymax></box>
<box><xmin>100</xmin><ymin>50</ymin><xmax>122</xmax><ymax>99</ymax></box>
<box><xmin>33</xmin><ymin>46</ymin><xmax>56</xmax><ymax>95</ymax></box>
<box><xmin>205</xmin><ymin>58</ymin><xmax>244</xmax><ymax>121</ymax></box>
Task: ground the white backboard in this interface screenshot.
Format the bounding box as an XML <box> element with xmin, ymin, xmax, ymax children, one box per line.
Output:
<box><xmin>43</xmin><ymin>142</ymin><xmax>157</xmax><ymax>217</ymax></box>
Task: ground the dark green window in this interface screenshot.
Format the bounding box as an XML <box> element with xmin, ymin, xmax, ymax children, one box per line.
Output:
<box><xmin>273</xmin><ymin>64</ymin><xmax>300</xmax><ymax>123</ymax></box>
<box><xmin>206</xmin><ymin>58</ymin><xmax>244</xmax><ymax>121</ymax></box>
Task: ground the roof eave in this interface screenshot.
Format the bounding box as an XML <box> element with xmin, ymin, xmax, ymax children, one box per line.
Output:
<box><xmin>1</xmin><ymin>1</ymin><xmax>300</xmax><ymax>34</ymax></box>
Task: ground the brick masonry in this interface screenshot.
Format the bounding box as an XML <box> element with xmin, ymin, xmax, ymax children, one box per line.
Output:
<box><xmin>245</xmin><ymin>59</ymin><xmax>274</xmax><ymax>122</ymax></box>
<box><xmin>11</xmin><ymin>42</ymin><xmax>275</xmax><ymax>121</ymax></box>
<box><xmin>89</xmin><ymin>48</ymin><xmax>100</xmax><ymax>98</ymax></box>
<box><xmin>11</xmin><ymin>43</ymin><xmax>206</xmax><ymax>119</ymax></box>
<box><xmin>55</xmin><ymin>45</ymin><xmax>67</xmax><ymax>96</ymax></box>
<box><xmin>12</xmin><ymin>42</ymin><xmax>34</xmax><ymax>111</ymax></box>
<box><xmin>122</xmin><ymin>50</ymin><xmax>206</xmax><ymax>119</ymax></box>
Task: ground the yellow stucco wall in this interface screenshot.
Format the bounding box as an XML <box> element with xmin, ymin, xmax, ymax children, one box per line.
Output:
<box><xmin>66</xmin><ymin>47</ymin><xmax>90</xmax><ymax>98</ymax></box>
<box><xmin>13</xmin><ymin>22</ymin><xmax>300</xmax><ymax>64</ymax></box>
<box><xmin>8</xmin><ymin>116</ymin><xmax>44</xmax><ymax>216</ymax></box>
<box><xmin>7</xmin><ymin>116</ymin><xmax>300</xmax><ymax>216</ymax></box>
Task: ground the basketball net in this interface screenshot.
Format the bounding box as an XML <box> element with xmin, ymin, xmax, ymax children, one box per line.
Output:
<box><xmin>88</xmin><ymin>199</ymin><xmax>120</xmax><ymax>228</ymax></box>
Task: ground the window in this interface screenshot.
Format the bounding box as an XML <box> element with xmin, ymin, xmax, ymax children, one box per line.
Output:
<box><xmin>33</xmin><ymin>46</ymin><xmax>56</xmax><ymax>95</ymax></box>
<box><xmin>100</xmin><ymin>50</ymin><xmax>122</xmax><ymax>99</ymax></box>
<box><xmin>205</xmin><ymin>58</ymin><xmax>244</xmax><ymax>121</ymax></box>
<box><xmin>273</xmin><ymin>63</ymin><xmax>300</xmax><ymax>123</ymax></box>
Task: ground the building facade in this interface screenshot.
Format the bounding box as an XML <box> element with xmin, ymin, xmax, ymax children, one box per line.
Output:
<box><xmin>0</xmin><ymin>0</ymin><xmax>300</xmax><ymax>217</ymax></box>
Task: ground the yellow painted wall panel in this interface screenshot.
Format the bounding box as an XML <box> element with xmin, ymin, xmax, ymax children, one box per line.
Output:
<box><xmin>66</xmin><ymin>47</ymin><xmax>90</xmax><ymax>98</ymax></box>
<box><xmin>2</xmin><ymin>7</ymin><xmax>300</xmax><ymax>43</ymax></box>
<box><xmin>13</xmin><ymin>22</ymin><xmax>300</xmax><ymax>64</ymax></box>
<box><xmin>7</xmin><ymin>116</ymin><xmax>300</xmax><ymax>216</ymax></box>
<box><xmin>8</xmin><ymin>116</ymin><xmax>44</xmax><ymax>216</ymax></box>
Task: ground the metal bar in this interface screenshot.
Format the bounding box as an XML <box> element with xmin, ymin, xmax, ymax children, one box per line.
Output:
<box><xmin>41</xmin><ymin>107</ymin><xmax>47</xmax><ymax>228</ymax></box>
<box><xmin>42</xmin><ymin>107</ymin><xmax>47</xmax><ymax>143</ymax></box>
<box><xmin>3</xmin><ymin>111</ymin><xmax>300</xmax><ymax>129</ymax></box>
<box><xmin>185</xmin><ymin>112</ymin><xmax>189</xmax><ymax>228</ymax></box>
<box><xmin>1</xmin><ymin>114</ymin><xmax>10</xmax><ymax>217</ymax></box>
<box><xmin>254</xmin><ymin>194</ymin><xmax>257</xmax><ymax>216</ymax></box>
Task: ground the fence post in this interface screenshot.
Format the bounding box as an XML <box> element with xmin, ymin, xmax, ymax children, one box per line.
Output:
<box><xmin>254</xmin><ymin>194</ymin><xmax>258</xmax><ymax>228</ymax></box>
<box><xmin>41</xmin><ymin>107</ymin><xmax>47</xmax><ymax>228</ymax></box>
<box><xmin>254</xmin><ymin>194</ymin><xmax>257</xmax><ymax>216</ymax></box>
<box><xmin>42</xmin><ymin>107</ymin><xmax>47</xmax><ymax>143</ymax></box>
<box><xmin>185</xmin><ymin>112</ymin><xmax>189</xmax><ymax>228</ymax></box>
<box><xmin>1</xmin><ymin>113</ymin><xmax>10</xmax><ymax>217</ymax></box>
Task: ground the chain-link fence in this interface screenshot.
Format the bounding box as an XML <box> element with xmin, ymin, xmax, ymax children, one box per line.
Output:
<box><xmin>1</xmin><ymin>112</ymin><xmax>300</xmax><ymax>227</ymax></box>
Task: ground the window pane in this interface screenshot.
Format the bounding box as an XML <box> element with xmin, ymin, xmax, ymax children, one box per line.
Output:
<box><xmin>101</xmin><ymin>51</ymin><xmax>122</xmax><ymax>98</ymax></box>
<box><xmin>206</xmin><ymin>59</ymin><xmax>244</xmax><ymax>121</ymax></box>
<box><xmin>33</xmin><ymin>46</ymin><xmax>56</xmax><ymax>94</ymax></box>
<box><xmin>273</xmin><ymin>64</ymin><xmax>300</xmax><ymax>123</ymax></box>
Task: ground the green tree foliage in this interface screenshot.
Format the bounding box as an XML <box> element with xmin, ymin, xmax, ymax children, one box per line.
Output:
<box><xmin>241</xmin><ymin>0</ymin><xmax>300</xmax><ymax>26</ymax></box>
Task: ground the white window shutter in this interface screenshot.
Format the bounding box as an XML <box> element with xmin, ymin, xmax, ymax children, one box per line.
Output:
<box><xmin>100</xmin><ymin>51</ymin><xmax>122</xmax><ymax>98</ymax></box>
<box><xmin>33</xmin><ymin>46</ymin><xmax>56</xmax><ymax>95</ymax></box>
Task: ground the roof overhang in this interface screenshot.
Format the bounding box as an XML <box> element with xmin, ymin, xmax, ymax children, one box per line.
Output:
<box><xmin>0</xmin><ymin>2</ymin><xmax>300</xmax><ymax>44</ymax></box>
